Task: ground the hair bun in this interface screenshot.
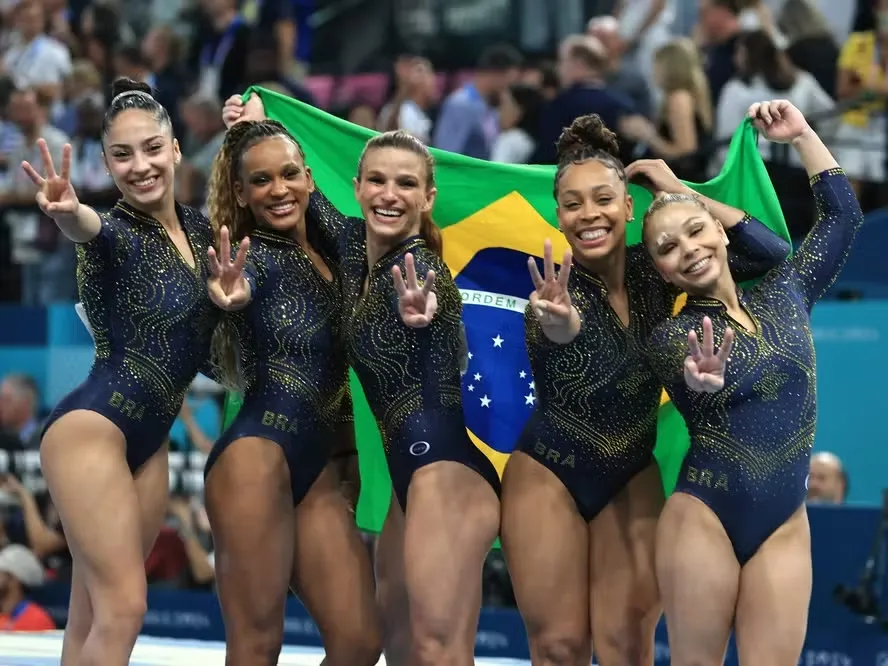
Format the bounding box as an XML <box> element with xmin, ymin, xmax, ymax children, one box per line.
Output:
<box><xmin>556</xmin><ymin>114</ymin><xmax>620</xmax><ymax>161</ymax></box>
<box><xmin>110</xmin><ymin>77</ymin><xmax>153</xmax><ymax>101</ymax></box>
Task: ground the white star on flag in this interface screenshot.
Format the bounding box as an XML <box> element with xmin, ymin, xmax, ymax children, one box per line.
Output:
<box><xmin>492</xmin><ymin>335</ymin><xmax>503</xmax><ymax>347</ymax></box>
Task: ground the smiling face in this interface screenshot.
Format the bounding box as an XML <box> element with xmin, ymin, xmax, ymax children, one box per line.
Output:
<box><xmin>555</xmin><ymin>158</ymin><xmax>633</xmax><ymax>266</ymax></box>
<box><xmin>644</xmin><ymin>199</ymin><xmax>730</xmax><ymax>294</ymax></box>
<box><xmin>234</xmin><ymin>135</ymin><xmax>314</xmax><ymax>234</ymax></box>
<box><xmin>354</xmin><ymin>145</ymin><xmax>436</xmax><ymax>248</ymax></box>
<box><xmin>104</xmin><ymin>109</ymin><xmax>179</xmax><ymax>211</ymax></box>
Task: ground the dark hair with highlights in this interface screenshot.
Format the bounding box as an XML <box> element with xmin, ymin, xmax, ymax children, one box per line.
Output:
<box><xmin>206</xmin><ymin>119</ymin><xmax>305</xmax><ymax>244</ymax></box>
<box><xmin>206</xmin><ymin>119</ymin><xmax>307</xmax><ymax>390</ymax></box>
<box><xmin>553</xmin><ymin>113</ymin><xmax>626</xmax><ymax>198</ymax></box>
<box><xmin>356</xmin><ymin>130</ymin><xmax>442</xmax><ymax>256</ymax></box>
<box><xmin>102</xmin><ymin>77</ymin><xmax>172</xmax><ymax>140</ymax></box>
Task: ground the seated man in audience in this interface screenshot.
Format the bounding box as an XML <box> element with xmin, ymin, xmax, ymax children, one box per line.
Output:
<box><xmin>0</xmin><ymin>543</ymin><xmax>55</xmax><ymax>631</ymax></box>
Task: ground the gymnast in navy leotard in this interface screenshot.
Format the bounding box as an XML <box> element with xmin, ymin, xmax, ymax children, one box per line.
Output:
<box><xmin>642</xmin><ymin>100</ymin><xmax>863</xmax><ymax>666</ymax></box>
<box><xmin>22</xmin><ymin>78</ymin><xmax>220</xmax><ymax>666</ymax></box>
<box><xmin>199</xmin><ymin>120</ymin><xmax>380</xmax><ymax>666</ymax></box>
<box><xmin>305</xmin><ymin>131</ymin><xmax>500</xmax><ymax>666</ymax></box>
<box><xmin>498</xmin><ymin>114</ymin><xmax>790</xmax><ymax>666</ymax></box>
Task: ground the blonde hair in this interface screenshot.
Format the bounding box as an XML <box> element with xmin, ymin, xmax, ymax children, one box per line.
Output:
<box><xmin>642</xmin><ymin>192</ymin><xmax>713</xmax><ymax>244</ymax></box>
<box><xmin>777</xmin><ymin>0</ymin><xmax>832</xmax><ymax>43</ymax></box>
<box><xmin>654</xmin><ymin>38</ymin><xmax>713</xmax><ymax>132</ymax></box>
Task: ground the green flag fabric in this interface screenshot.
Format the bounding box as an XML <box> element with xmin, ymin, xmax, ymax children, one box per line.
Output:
<box><xmin>221</xmin><ymin>85</ymin><xmax>789</xmax><ymax>534</ymax></box>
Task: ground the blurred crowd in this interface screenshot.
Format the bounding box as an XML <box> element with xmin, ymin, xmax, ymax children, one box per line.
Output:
<box><xmin>0</xmin><ymin>0</ymin><xmax>879</xmax><ymax>630</ymax></box>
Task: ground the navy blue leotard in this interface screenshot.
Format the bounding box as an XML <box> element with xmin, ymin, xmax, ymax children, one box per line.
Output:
<box><xmin>645</xmin><ymin>170</ymin><xmax>863</xmax><ymax>563</ymax></box>
<box><xmin>43</xmin><ymin>201</ymin><xmax>220</xmax><ymax>472</ymax></box>
<box><xmin>204</xmin><ymin>228</ymin><xmax>351</xmax><ymax>504</ymax></box>
<box><xmin>309</xmin><ymin>192</ymin><xmax>499</xmax><ymax>509</ymax></box>
<box><xmin>520</xmin><ymin>216</ymin><xmax>791</xmax><ymax>521</ymax></box>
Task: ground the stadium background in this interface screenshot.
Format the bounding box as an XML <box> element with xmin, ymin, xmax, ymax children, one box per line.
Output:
<box><xmin>0</xmin><ymin>0</ymin><xmax>885</xmax><ymax>663</ymax></box>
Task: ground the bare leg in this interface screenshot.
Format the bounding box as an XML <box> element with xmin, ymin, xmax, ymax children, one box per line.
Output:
<box><xmin>734</xmin><ymin>506</ymin><xmax>812</xmax><ymax>666</ymax></box>
<box><xmin>589</xmin><ymin>464</ymin><xmax>663</xmax><ymax>666</ymax></box>
<box><xmin>205</xmin><ymin>437</ymin><xmax>294</xmax><ymax>666</ymax></box>
<box><xmin>403</xmin><ymin>461</ymin><xmax>500</xmax><ymax>666</ymax></box>
<box><xmin>500</xmin><ymin>452</ymin><xmax>591</xmax><ymax>666</ymax></box>
<box><xmin>656</xmin><ymin>493</ymin><xmax>739</xmax><ymax>666</ymax></box>
<box><xmin>41</xmin><ymin>411</ymin><xmax>150</xmax><ymax>666</ymax></box>
<box><xmin>289</xmin><ymin>466</ymin><xmax>381</xmax><ymax>666</ymax></box>
<box><xmin>375</xmin><ymin>492</ymin><xmax>411</xmax><ymax>666</ymax></box>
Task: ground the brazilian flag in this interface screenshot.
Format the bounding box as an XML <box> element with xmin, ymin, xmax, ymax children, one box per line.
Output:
<box><xmin>222</xmin><ymin>86</ymin><xmax>789</xmax><ymax>533</ymax></box>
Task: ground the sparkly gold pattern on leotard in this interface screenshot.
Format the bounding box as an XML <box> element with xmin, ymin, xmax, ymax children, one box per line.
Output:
<box><xmin>233</xmin><ymin>228</ymin><xmax>349</xmax><ymax>430</ymax></box>
<box><xmin>76</xmin><ymin>201</ymin><xmax>220</xmax><ymax>421</ymax></box>
<box><xmin>644</xmin><ymin>170</ymin><xmax>863</xmax><ymax>561</ymax></box>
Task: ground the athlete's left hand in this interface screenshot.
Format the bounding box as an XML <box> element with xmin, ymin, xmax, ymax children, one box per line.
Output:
<box><xmin>393</xmin><ymin>252</ymin><xmax>437</xmax><ymax>327</ymax></box>
<box><xmin>684</xmin><ymin>316</ymin><xmax>734</xmax><ymax>392</ymax></box>
<box><xmin>747</xmin><ymin>99</ymin><xmax>811</xmax><ymax>144</ymax></box>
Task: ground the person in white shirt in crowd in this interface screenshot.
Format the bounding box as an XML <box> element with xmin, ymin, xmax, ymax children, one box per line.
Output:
<box><xmin>714</xmin><ymin>28</ymin><xmax>834</xmax><ymax>170</ymax></box>
<box><xmin>490</xmin><ymin>82</ymin><xmax>542</xmax><ymax>163</ymax></box>
<box><xmin>613</xmin><ymin>0</ymin><xmax>675</xmax><ymax>101</ymax></box>
<box><xmin>2</xmin><ymin>0</ymin><xmax>71</xmax><ymax>101</ymax></box>
<box><xmin>0</xmin><ymin>86</ymin><xmax>73</xmax><ymax>305</ymax></box>
<box><xmin>377</xmin><ymin>57</ymin><xmax>437</xmax><ymax>144</ymax></box>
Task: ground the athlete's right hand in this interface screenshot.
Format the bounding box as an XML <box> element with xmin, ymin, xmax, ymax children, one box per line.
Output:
<box><xmin>222</xmin><ymin>94</ymin><xmax>267</xmax><ymax>128</ymax></box>
<box><xmin>21</xmin><ymin>140</ymin><xmax>79</xmax><ymax>224</ymax></box>
<box><xmin>528</xmin><ymin>239</ymin><xmax>574</xmax><ymax>324</ymax></box>
<box><xmin>684</xmin><ymin>316</ymin><xmax>734</xmax><ymax>393</ymax></box>
<box><xmin>207</xmin><ymin>225</ymin><xmax>251</xmax><ymax>311</ymax></box>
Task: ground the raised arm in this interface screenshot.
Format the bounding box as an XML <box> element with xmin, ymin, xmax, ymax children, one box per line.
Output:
<box><xmin>749</xmin><ymin>100</ymin><xmax>864</xmax><ymax>309</ymax></box>
<box><xmin>626</xmin><ymin>158</ymin><xmax>790</xmax><ymax>281</ymax></box>
<box><xmin>21</xmin><ymin>140</ymin><xmax>101</xmax><ymax>243</ymax></box>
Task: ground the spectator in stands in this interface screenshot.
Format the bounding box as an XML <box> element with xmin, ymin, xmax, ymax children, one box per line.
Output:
<box><xmin>834</xmin><ymin>1</ymin><xmax>888</xmax><ymax>199</ymax></box>
<box><xmin>55</xmin><ymin>59</ymin><xmax>103</xmax><ymax>136</ymax></box>
<box><xmin>0</xmin><ymin>474</ymin><xmax>69</xmax><ymax>580</ymax></box>
<box><xmin>619</xmin><ymin>38</ymin><xmax>713</xmax><ymax>182</ymax></box>
<box><xmin>587</xmin><ymin>14</ymin><xmax>652</xmax><ymax>118</ymax></box>
<box><xmin>0</xmin><ymin>86</ymin><xmax>74</xmax><ymax>305</ymax></box>
<box><xmin>697</xmin><ymin>0</ymin><xmax>742</xmax><ymax>105</ymax></box>
<box><xmin>141</xmin><ymin>25</ymin><xmax>187</xmax><ymax>134</ymax></box>
<box><xmin>777</xmin><ymin>0</ymin><xmax>840</xmax><ymax>99</ymax></box>
<box><xmin>112</xmin><ymin>45</ymin><xmax>156</xmax><ymax>90</ymax></box>
<box><xmin>1</xmin><ymin>0</ymin><xmax>72</xmax><ymax>101</ymax></box>
<box><xmin>0</xmin><ymin>373</ymin><xmax>39</xmax><ymax>449</ymax></box>
<box><xmin>177</xmin><ymin>91</ymin><xmax>225</xmax><ymax>207</ymax></box>
<box><xmin>807</xmin><ymin>452</ymin><xmax>848</xmax><ymax>504</ymax></box>
<box><xmin>79</xmin><ymin>4</ymin><xmax>133</xmax><ymax>92</ymax></box>
<box><xmin>166</xmin><ymin>496</ymin><xmax>214</xmax><ymax>589</ymax></box>
<box><xmin>42</xmin><ymin>0</ymin><xmax>76</xmax><ymax>52</ymax></box>
<box><xmin>533</xmin><ymin>35</ymin><xmax>634</xmax><ymax>164</ymax></box>
<box><xmin>378</xmin><ymin>57</ymin><xmax>437</xmax><ymax>143</ymax></box>
<box><xmin>433</xmin><ymin>43</ymin><xmax>523</xmax><ymax>159</ymax></box>
<box><xmin>243</xmin><ymin>29</ymin><xmax>316</xmax><ymax>106</ymax></box>
<box><xmin>68</xmin><ymin>93</ymin><xmax>118</xmax><ymax>212</ymax></box>
<box><xmin>240</xmin><ymin>0</ymin><xmax>310</xmax><ymax>80</ymax></box>
<box><xmin>190</xmin><ymin>0</ymin><xmax>250</xmax><ymax>101</ymax></box>
<box><xmin>339</xmin><ymin>100</ymin><xmax>377</xmax><ymax>130</ymax></box>
<box><xmin>0</xmin><ymin>544</ymin><xmax>54</xmax><ymax>631</ymax></box>
<box><xmin>613</xmin><ymin>0</ymin><xmax>676</xmax><ymax>99</ymax></box>
<box><xmin>490</xmin><ymin>82</ymin><xmax>542</xmax><ymax>164</ymax></box>
<box><xmin>520</xmin><ymin>60</ymin><xmax>560</xmax><ymax>101</ymax></box>
<box><xmin>714</xmin><ymin>29</ymin><xmax>833</xmax><ymax>237</ymax></box>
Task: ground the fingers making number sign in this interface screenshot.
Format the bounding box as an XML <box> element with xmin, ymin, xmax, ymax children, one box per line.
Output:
<box><xmin>684</xmin><ymin>316</ymin><xmax>734</xmax><ymax>393</ymax></box>
<box><xmin>393</xmin><ymin>252</ymin><xmax>438</xmax><ymax>328</ymax></box>
<box><xmin>21</xmin><ymin>139</ymin><xmax>79</xmax><ymax>220</ymax></box>
<box><xmin>527</xmin><ymin>239</ymin><xmax>573</xmax><ymax>327</ymax></box>
<box><xmin>207</xmin><ymin>225</ymin><xmax>251</xmax><ymax>310</ymax></box>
